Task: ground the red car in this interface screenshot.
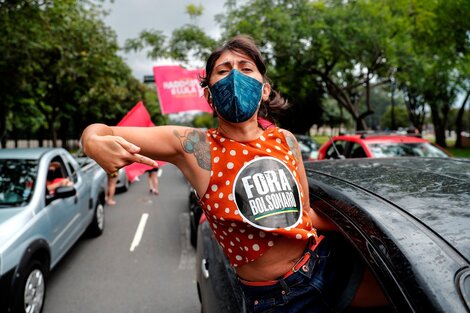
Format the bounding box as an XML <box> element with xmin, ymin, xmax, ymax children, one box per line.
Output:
<box><xmin>317</xmin><ymin>133</ymin><xmax>451</xmax><ymax>160</ymax></box>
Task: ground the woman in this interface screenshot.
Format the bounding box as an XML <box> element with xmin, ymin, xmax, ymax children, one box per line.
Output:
<box><xmin>81</xmin><ymin>35</ymin><xmax>386</xmax><ymax>312</ymax></box>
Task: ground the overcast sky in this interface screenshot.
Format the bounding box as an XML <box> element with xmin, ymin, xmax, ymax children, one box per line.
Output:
<box><xmin>103</xmin><ymin>0</ymin><xmax>225</xmax><ymax>81</ymax></box>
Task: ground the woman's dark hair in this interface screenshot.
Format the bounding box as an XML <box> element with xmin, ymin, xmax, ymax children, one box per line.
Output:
<box><xmin>200</xmin><ymin>35</ymin><xmax>289</xmax><ymax>125</ymax></box>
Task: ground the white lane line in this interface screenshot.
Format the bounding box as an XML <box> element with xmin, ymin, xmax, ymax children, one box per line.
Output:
<box><xmin>130</xmin><ymin>213</ymin><xmax>149</xmax><ymax>252</ymax></box>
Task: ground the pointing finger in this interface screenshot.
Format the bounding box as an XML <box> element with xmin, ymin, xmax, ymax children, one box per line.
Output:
<box><xmin>135</xmin><ymin>154</ymin><xmax>158</xmax><ymax>167</ymax></box>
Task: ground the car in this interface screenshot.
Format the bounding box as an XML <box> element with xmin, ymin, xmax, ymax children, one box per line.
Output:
<box><xmin>294</xmin><ymin>134</ymin><xmax>319</xmax><ymax>161</ymax></box>
<box><xmin>189</xmin><ymin>186</ymin><xmax>203</xmax><ymax>248</ymax></box>
<box><xmin>317</xmin><ymin>133</ymin><xmax>450</xmax><ymax>160</ymax></box>
<box><xmin>76</xmin><ymin>155</ymin><xmax>129</xmax><ymax>193</ymax></box>
<box><xmin>116</xmin><ymin>167</ymin><xmax>130</xmax><ymax>192</ymax></box>
<box><xmin>195</xmin><ymin>157</ymin><xmax>470</xmax><ymax>313</ymax></box>
<box><xmin>0</xmin><ymin>148</ymin><xmax>107</xmax><ymax>313</ymax></box>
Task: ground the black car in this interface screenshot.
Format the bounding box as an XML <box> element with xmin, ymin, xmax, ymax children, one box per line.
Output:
<box><xmin>196</xmin><ymin>157</ymin><xmax>470</xmax><ymax>313</ymax></box>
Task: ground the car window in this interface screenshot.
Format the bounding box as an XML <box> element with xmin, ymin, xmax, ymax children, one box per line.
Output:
<box><xmin>0</xmin><ymin>159</ymin><xmax>38</xmax><ymax>207</ymax></box>
<box><xmin>350</xmin><ymin>143</ymin><xmax>367</xmax><ymax>159</ymax></box>
<box><xmin>325</xmin><ymin>140</ymin><xmax>347</xmax><ymax>159</ymax></box>
<box><xmin>368</xmin><ymin>142</ymin><xmax>449</xmax><ymax>158</ymax></box>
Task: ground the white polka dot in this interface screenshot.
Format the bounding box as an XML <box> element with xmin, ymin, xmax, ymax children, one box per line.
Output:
<box><xmin>218</xmin><ymin>192</ymin><xmax>224</xmax><ymax>198</ymax></box>
<box><xmin>231</xmin><ymin>223</ymin><xmax>237</xmax><ymax>227</ymax></box>
<box><xmin>207</xmin><ymin>205</ymin><xmax>211</xmax><ymax>211</ymax></box>
<box><xmin>235</xmin><ymin>237</ymin><xmax>241</xmax><ymax>242</ymax></box>
<box><xmin>214</xmin><ymin>156</ymin><xmax>220</xmax><ymax>163</ymax></box>
<box><xmin>288</xmin><ymin>151</ymin><xmax>293</xmax><ymax>155</ymax></box>
<box><xmin>233</xmin><ymin>264</ymin><xmax>238</xmax><ymax>267</ymax></box>
<box><xmin>219</xmin><ymin>235</ymin><xmax>224</xmax><ymax>240</ymax></box>
<box><xmin>234</xmin><ymin>210</ymin><xmax>239</xmax><ymax>215</ymax></box>
<box><xmin>244</xmin><ymin>246</ymin><xmax>249</xmax><ymax>251</ymax></box>
<box><xmin>296</xmin><ymin>234</ymin><xmax>303</xmax><ymax>239</ymax></box>
<box><xmin>212</xmin><ymin>223</ymin><xmax>217</xmax><ymax>229</ymax></box>
<box><xmin>259</xmin><ymin>231</ymin><xmax>266</xmax><ymax>238</ymax></box>
<box><xmin>228</xmin><ymin>194</ymin><xmax>234</xmax><ymax>201</ymax></box>
<box><xmin>276</xmin><ymin>138</ymin><xmax>282</xmax><ymax>143</ymax></box>
<box><xmin>248</xmin><ymin>234</ymin><xmax>254</xmax><ymax>239</ymax></box>
<box><xmin>275</xmin><ymin>146</ymin><xmax>281</xmax><ymax>150</ymax></box>
<box><xmin>218</xmin><ymin>172</ymin><xmax>223</xmax><ymax>177</ymax></box>
<box><xmin>253</xmin><ymin>244</ymin><xmax>260</xmax><ymax>251</ymax></box>
<box><xmin>205</xmin><ymin>194</ymin><xmax>210</xmax><ymax>199</ymax></box>
<box><xmin>220</xmin><ymin>138</ymin><xmax>226</xmax><ymax>142</ymax></box>
<box><xmin>260</xmin><ymin>136</ymin><xmax>266</xmax><ymax>141</ymax></box>
<box><xmin>243</xmin><ymin>150</ymin><xmax>249</xmax><ymax>155</ymax></box>
<box><xmin>222</xmin><ymin>148</ymin><xmax>226</xmax><ymax>153</ymax></box>
<box><xmin>236</xmin><ymin>255</ymin><xmax>242</xmax><ymax>261</ymax></box>
<box><xmin>226</xmin><ymin>180</ymin><xmax>230</xmax><ymax>186</ymax></box>
<box><xmin>225</xmin><ymin>208</ymin><xmax>230</xmax><ymax>214</ymax></box>
<box><xmin>228</xmin><ymin>227</ymin><xmax>234</xmax><ymax>232</ymax></box>
<box><xmin>268</xmin><ymin>241</ymin><xmax>274</xmax><ymax>247</ymax></box>
<box><xmin>230</xmin><ymin>150</ymin><xmax>236</xmax><ymax>156</ymax></box>
<box><xmin>214</xmin><ymin>203</ymin><xmax>219</xmax><ymax>208</ymax></box>
<box><xmin>266</xmin><ymin>148</ymin><xmax>271</xmax><ymax>153</ymax></box>
<box><xmin>255</xmin><ymin>143</ymin><xmax>262</xmax><ymax>148</ymax></box>
<box><xmin>228</xmin><ymin>248</ymin><xmax>232</xmax><ymax>253</ymax></box>
<box><xmin>213</xmin><ymin>147</ymin><xmax>217</xmax><ymax>151</ymax></box>
<box><xmin>230</xmin><ymin>241</ymin><xmax>235</xmax><ymax>246</ymax></box>
<box><xmin>240</xmin><ymin>229</ymin><xmax>245</xmax><ymax>233</ymax></box>
<box><xmin>223</xmin><ymin>231</ymin><xmax>228</xmax><ymax>236</ymax></box>
<box><xmin>285</xmin><ymin>155</ymin><xmax>290</xmax><ymax>160</ymax></box>
<box><xmin>227</xmin><ymin>162</ymin><xmax>234</xmax><ymax>169</ymax></box>
<box><xmin>211</xmin><ymin>185</ymin><xmax>218</xmax><ymax>192</ymax></box>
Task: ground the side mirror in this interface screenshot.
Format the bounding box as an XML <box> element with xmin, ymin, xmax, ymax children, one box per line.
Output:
<box><xmin>55</xmin><ymin>185</ymin><xmax>77</xmax><ymax>199</ymax></box>
<box><xmin>46</xmin><ymin>186</ymin><xmax>76</xmax><ymax>205</ymax></box>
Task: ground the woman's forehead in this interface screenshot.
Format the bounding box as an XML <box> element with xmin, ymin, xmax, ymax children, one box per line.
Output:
<box><xmin>214</xmin><ymin>50</ymin><xmax>255</xmax><ymax>67</ymax></box>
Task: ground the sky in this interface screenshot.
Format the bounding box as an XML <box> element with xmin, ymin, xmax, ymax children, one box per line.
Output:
<box><xmin>103</xmin><ymin>0</ymin><xmax>225</xmax><ymax>81</ymax></box>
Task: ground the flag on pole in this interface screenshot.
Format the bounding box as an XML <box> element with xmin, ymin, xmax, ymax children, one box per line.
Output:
<box><xmin>153</xmin><ymin>65</ymin><xmax>212</xmax><ymax>114</ymax></box>
<box><xmin>117</xmin><ymin>101</ymin><xmax>166</xmax><ymax>182</ymax></box>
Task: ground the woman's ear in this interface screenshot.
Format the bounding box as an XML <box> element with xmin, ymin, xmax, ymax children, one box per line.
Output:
<box><xmin>203</xmin><ymin>87</ymin><xmax>212</xmax><ymax>104</ymax></box>
<box><xmin>262</xmin><ymin>83</ymin><xmax>271</xmax><ymax>101</ymax></box>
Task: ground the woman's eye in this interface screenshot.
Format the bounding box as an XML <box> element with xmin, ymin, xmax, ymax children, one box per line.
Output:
<box><xmin>217</xmin><ymin>69</ymin><xmax>229</xmax><ymax>75</ymax></box>
<box><xmin>242</xmin><ymin>68</ymin><xmax>253</xmax><ymax>73</ymax></box>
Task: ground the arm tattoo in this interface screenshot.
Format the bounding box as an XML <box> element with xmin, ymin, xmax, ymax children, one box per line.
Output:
<box><xmin>285</xmin><ymin>134</ymin><xmax>302</xmax><ymax>162</ymax></box>
<box><xmin>173</xmin><ymin>129</ymin><xmax>211</xmax><ymax>171</ymax></box>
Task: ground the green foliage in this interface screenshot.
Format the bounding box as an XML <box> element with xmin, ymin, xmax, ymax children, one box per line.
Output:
<box><xmin>0</xmin><ymin>0</ymin><xmax>149</xmax><ymax>147</ymax></box>
<box><xmin>380</xmin><ymin>105</ymin><xmax>410</xmax><ymax>130</ymax></box>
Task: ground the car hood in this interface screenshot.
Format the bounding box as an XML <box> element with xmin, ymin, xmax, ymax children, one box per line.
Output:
<box><xmin>307</xmin><ymin>157</ymin><xmax>470</xmax><ymax>261</ymax></box>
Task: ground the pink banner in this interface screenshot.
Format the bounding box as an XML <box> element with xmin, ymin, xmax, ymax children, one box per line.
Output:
<box><xmin>153</xmin><ymin>65</ymin><xmax>212</xmax><ymax>114</ymax></box>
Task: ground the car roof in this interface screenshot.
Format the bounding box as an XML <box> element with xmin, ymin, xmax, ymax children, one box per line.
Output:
<box><xmin>306</xmin><ymin>157</ymin><xmax>470</xmax><ymax>260</ymax></box>
<box><xmin>0</xmin><ymin>147</ymin><xmax>63</xmax><ymax>160</ymax></box>
<box><xmin>333</xmin><ymin>134</ymin><xmax>429</xmax><ymax>143</ymax></box>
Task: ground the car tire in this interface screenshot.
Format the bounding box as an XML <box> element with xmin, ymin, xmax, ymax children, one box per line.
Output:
<box><xmin>86</xmin><ymin>200</ymin><xmax>105</xmax><ymax>237</ymax></box>
<box><xmin>12</xmin><ymin>259</ymin><xmax>48</xmax><ymax>313</ymax></box>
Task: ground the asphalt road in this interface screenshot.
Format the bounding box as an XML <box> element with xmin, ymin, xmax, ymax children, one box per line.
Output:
<box><xmin>44</xmin><ymin>164</ymin><xmax>200</xmax><ymax>313</ymax></box>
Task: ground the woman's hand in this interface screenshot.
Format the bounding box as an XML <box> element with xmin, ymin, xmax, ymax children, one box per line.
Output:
<box><xmin>82</xmin><ymin>126</ymin><xmax>157</xmax><ymax>174</ymax></box>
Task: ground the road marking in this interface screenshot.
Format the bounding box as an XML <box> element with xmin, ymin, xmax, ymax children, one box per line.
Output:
<box><xmin>130</xmin><ymin>213</ymin><xmax>149</xmax><ymax>252</ymax></box>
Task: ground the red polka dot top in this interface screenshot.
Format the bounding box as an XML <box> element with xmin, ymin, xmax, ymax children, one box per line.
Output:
<box><xmin>199</xmin><ymin>127</ymin><xmax>319</xmax><ymax>267</ymax></box>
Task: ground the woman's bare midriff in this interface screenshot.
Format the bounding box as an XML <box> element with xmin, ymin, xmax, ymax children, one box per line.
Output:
<box><xmin>235</xmin><ymin>237</ymin><xmax>308</xmax><ymax>281</ymax></box>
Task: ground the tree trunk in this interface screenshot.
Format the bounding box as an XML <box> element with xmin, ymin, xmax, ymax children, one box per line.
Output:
<box><xmin>454</xmin><ymin>90</ymin><xmax>470</xmax><ymax>148</ymax></box>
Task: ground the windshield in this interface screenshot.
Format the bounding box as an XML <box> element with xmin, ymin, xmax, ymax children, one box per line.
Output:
<box><xmin>0</xmin><ymin>159</ymin><xmax>39</xmax><ymax>207</ymax></box>
<box><xmin>368</xmin><ymin>142</ymin><xmax>449</xmax><ymax>158</ymax></box>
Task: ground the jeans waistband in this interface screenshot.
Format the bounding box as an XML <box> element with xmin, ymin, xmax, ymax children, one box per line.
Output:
<box><xmin>239</xmin><ymin>235</ymin><xmax>324</xmax><ymax>287</ymax></box>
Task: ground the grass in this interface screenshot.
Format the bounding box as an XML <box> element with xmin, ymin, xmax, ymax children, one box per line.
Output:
<box><xmin>312</xmin><ymin>135</ymin><xmax>470</xmax><ymax>158</ymax></box>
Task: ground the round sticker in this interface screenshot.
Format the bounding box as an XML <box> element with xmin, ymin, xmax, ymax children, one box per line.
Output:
<box><xmin>232</xmin><ymin>156</ymin><xmax>302</xmax><ymax>231</ymax></box>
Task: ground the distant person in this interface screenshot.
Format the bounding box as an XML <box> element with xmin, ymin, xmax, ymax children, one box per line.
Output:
<box><xmin>146</xmin><ymin>164</ymin><xmax>159</xmax><ymax>195</ymax></box>
<box><xmin>46</xmin><ymin>161</ymin><xmax>73</xmax><ymax>195</ymax></box>
<box><xmin>106</xmin><ymin>172</ymin><xmax>118</xmax><ymax>205</ymax></box>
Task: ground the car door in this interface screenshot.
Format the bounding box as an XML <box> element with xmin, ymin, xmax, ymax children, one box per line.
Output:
<box><xmin>46</xmin><ymin>155</ymin><xmax>81</xmax><ymax>262</ymax></box>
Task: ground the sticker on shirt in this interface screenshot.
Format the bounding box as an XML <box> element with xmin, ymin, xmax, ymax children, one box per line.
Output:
<box><xmin>233</xmin><ymin>156</ymin><xmax>302</xmax><ymax>231</ymax></box>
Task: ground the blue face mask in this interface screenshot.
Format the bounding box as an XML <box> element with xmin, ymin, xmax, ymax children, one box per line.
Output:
<box><xmin>209</xmin><ymin>69</ymin><xmax>263</xmax><ymax>123</ymax></box>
